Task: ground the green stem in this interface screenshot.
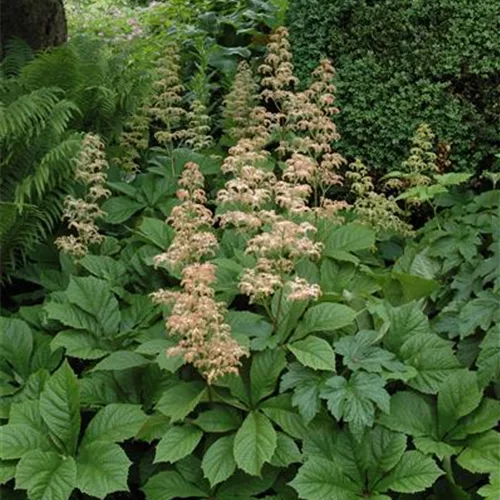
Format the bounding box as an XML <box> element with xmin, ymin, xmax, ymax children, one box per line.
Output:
<box><xmin>443</xmin><ymin>456</ymin><xmax>455</xmax><ymax>484</ymax></box>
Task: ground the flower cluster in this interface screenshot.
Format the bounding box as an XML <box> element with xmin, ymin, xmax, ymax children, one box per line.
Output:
<box><xmin>347</xmin><ymin>159</ymin><xmax>414</xmax><ymax>237</ymax></box>
<box><xmin>185</xmin><ymin>98</ymin><xmax>213</xmax><ymax>151</ymax></box>
<box><xmin>154</xmin><ymin>162</ymin><xmax>218</xmax><ymax>269</ymax></box>
<box><xmin>151</xmin><ymin>162</ymin><xmax>247</xmax><ymax>383</ymax></box>
<box><xmin>55</xmin><ymin>134</ymin><xmax>111</xmax><ymax>257</ymax></box>
<box><xmin>223</xmin><ymin>61</ymin><xmax>262</xmax><ymax>141</ymax></box>
<box><xmin>118</xmin><ymin>104</ymin><xmax>150</xmax><ymax>173</ymax></box>
<box><xmin>147</xmin><ymin>44</ymin><xmax>189</xmax><ymax>148</ymax></box>
<box><xmin>385</xmin><ymin>123</ymin><xmax>438</xmax><ymax>194</ymax></box>
<box><xmin>240</xmin><ymin>220</ymin><xmax>323</xmax><ymax>303</ymax></box>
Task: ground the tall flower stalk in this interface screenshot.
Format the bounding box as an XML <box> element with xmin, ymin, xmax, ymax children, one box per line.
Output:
<box><xmin>151</xmin><ymin>162</ymin><xmax>247</xmax><ymax>383</ymax></box>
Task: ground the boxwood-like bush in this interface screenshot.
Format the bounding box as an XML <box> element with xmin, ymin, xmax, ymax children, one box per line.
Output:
<box><xmin>288</xmin><ymin>0</ymin><xmax>500</xmax><ymax>174</ymax></box>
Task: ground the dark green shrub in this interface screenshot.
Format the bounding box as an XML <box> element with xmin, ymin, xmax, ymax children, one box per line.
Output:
<box><xmin>288</xmin><ymin>0</ymin><xmax>500</xmax><ymax>173</ymax></box>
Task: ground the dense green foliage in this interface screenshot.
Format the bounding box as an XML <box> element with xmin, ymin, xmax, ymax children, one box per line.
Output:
<box><xmin>1</xmin><ymin>1</ymin><xmax>499</xmax><ymax>499</ymax></box>
<box><xmin>288</xmin><ymin>0</ymin><xmax>500</xmax><ymax>173</ymax></box>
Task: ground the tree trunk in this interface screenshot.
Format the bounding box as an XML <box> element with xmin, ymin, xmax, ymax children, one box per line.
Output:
<box><xmin>0</xmin><ymin>0</ymin><xmax>67</xmax><ymax>58</ymax></box>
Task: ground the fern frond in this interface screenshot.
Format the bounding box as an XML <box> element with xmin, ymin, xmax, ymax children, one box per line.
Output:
<box><xmin>0</xmin><ymin>39</ymin><xmax>33</xmax><ymax>78</ymax></box>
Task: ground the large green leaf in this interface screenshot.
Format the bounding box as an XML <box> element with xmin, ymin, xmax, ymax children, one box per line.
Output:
<box><xmin>39</xmin><ymin>361</ymin><xmax>80</xmax><ymax>456</ymax></box>
<box><xmin>76</xmin><ymin>441</ymin><xmax>131</xmax><ymax>499</ymax></box>
<box><xmin>383</xmin><ymin>302</ymin><xmax>429</xmax><ymax>352</ymax></box>
<box><xmin>201</xmin><ymin>434</ymin><xmax>236</xmax><ymax>487</ymax></box>
<box><xmin>290</xmin><ymin>458</ymin><xmax>362</xmax><ymax>500</ymax></box>
<box><xmin>291</xmin><ymin>303</ymin><xmax>358</xmax><ymax>341</ymax></box>
<box><xmin>82</xmin><ymin>404</ymin><xmax>147</xmax><ymax>446</ymax></box>
<box><xmin>448</xmin><ymin>398</ymin><xmax>500</xmax><ymax>440</ymax></box>
<box><xmin>289</xmin><ymin>336</ymin><xmax>336</xmax><ymax>371</ymax></box>
<box><xmin>193</xmin><ymin>407</ymin><xmax>241</xmax><ymax>433</ymax></box>
<box><xmin>359</xmin><ymin>426</ymin><xmax>407</xmax><ymax>474</ymax></box>
<box><xmin>325</xmin><ymin>223</ymin><xmax>375</xmax><ymax>253</ymax></box>
<box><xmin>142</xmin><ymin>471</ymin><xmax>208</xmax><ymax>500</ymax></box>
<box><xmin>16</xmin><ymin>450</ymin><xmax>76</xmax><ymax>500</ymax></box>
<box><xmin>0</xmin><ymin>424</ymin><xmax>51</xmax><ymax>459</ymax></box>
<box><xmin>250</xmin><ymin>349</ymin><xmax>287</xmax><ymax>403</ymax></box>
<box><xmin>269</xmin><ymin>432</ymin><xmax>302</xmax><ymax>467</ymax></box>
<box><xmin>378</xmin><ymin>391</ymin><xmax>438</xmax><ymax>439</ymax></box>
<box><xmin>477</xmin><ymin>327</ymin><xmax>500</xmax><ymax>386</ymax></box>
<box><xmin>0</xmin><ymin>460</ymin><xmax>16</xmax><ymax>485</ymax></box>
<box><xmin>321</xmin><ymin>372</ymin><xmax>390</xmax><ymax>439</ymax></box>
<box><xmin>0</xmin><ymin>317</ymin><xmax>33</xmax><ymax>379</ymax></box>
<box><xmin>79</xmin><ymin>255</ymin><xmax>127</xmax><ymax>284</ymax></box>
<box><xmin>234</xmin><ymin>411</ymin><xmax>277</xmax><ymax>476</ymax></box>
<box><xmin>335</xmin><ymin>330</ymin><xmax>405</xmax><ymax>373</ymax></box>
<box><xmin>399</xmin><ymin>334</ymin><xmax>461</xmax><ymax>394</ymax></box>
<box><xmin>280</xmin><ymin>363</ymin><xmax>324</xmax><ymax>423</ymax></box>
<box><xmin>156</xmin><ymin>382</ymin><xmax>206</xmax><ymax>422</ymax></box>
<box><xmin>374</xmin><ymin>451</ymin><xmax>443</xmax><ymax>494</ymax></box>
<box><xmin>154</xmin><ymin>425</ymin><xmax>203</xmax><ymax>464</ymax></box>
<box><xmin>50</xmin><ymin>331</ymin><xmax>109</xmax><ymax>360</ymax></box>
<box><xmin>457</xmin><ymin>431</ymin><xmax>500</xmax><ymax>474</ymax></box>
<box><xmin>260</xmin><ymin>395</ymin><xmax>309</xmax><ymax>439</ymax></box>
<box><xmin>8</xmin><ymin>400</ymin><xmax>44</xmax><ymax>431</ymax></box>
<box><xmin>66</xmin><ymin>276</ymin><xmax>120</xmax><ymax>336</ymax></box>
<box><xmin>91</xmin><ymin>351</ymin><xmax>151</xmax><ymax>371</ymax></box>
<box><xmin>101</xmin><ymin>196</ymin><xmax>145</xmax><ymax>224</ymax></box>
<box><xmin>437</xmin><ymin>370</ymin><xmax>482</xmax><ymax>436</ymax></box>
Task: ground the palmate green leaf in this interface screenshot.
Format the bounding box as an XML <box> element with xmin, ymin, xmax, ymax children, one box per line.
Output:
<box><xmin>79</xmin><ymin>254</ymin><xmax>127</xmax><ymax>284</ymax></box>
<box><xmin>16</xmin><ymin>450</ymin><xmax>76</xmax><ymax>500</ymax></box>
<box><xmin>8</xmin><ymin>311</ymin><xmax>32</xmax><ymax>352</ymax></box>
<box><xmin>335</xmin><ymin>330</ymin><xmax>405</xmax><ymax>373</ymax></box>
<box><xmin>269</xmin><ymin>432</ymin><xmax>302</xmax><ymax>467</ymax></box>
<box><xmin>76</xmin><ymin>441</ymin><xmax>131</xmax><ymax>499</ymax></box>
<box><xmin>321</xmin><ymin>372</ymin><xmax>390</xmax><ymax>440</ymax></box>
<box><xmin>66</xmin><ymin>276</ymin><xmax>120</xmax><ymax>336</ymax></box>
<box><xmin>399</xmin><ymin>333</ymin><xmax>461</xmax><ymax>394</ymax></box>
<box><xmin>437</xmin><ymin>370</ymin><xmax>483</xmax><ymax>436</ymax></box>
<box><xmin>448</xmin><ymin>398</ymin><xmax>500</xmax><ymax>440</ymax></box>
<box><xmin>477</xmin><ymin>327</ymin><xmax>500</xmax><ymax>386</ymax></box>
<box><xmin>0</xmin><ymin>424</ymin><xmax>51</xmax><ymax>459</ymax></box>
<box><xmin>193</xmin><ymin>407</ymin><xmax>241</xmax><ymax>433</ymax></box>
<box><xmin>260</xmin><ymin>394</ymin><xmax>309</xmax><ymax>440</ymax></box>
<box><xmin>457</xmin><ymin>431</ymin><xmax>500</xmax><ymax>474</ymax></box>
<box><xmin>290</xmin><ymin>457</ymin><xmax>362</xmax><ymax>500</ymax></box>
<box><xmin>216</xmin><ymin>466</ymin><xmax>279</xmax><ymax>499</ymax></box>
<box><xmin>359</xmin><ymin>426</ymin><xmax>407</xmax><ymax>474</ymax></box>
<box><xmin>280</xmin><ymin>363</ymin><xmax>324</xmax><ymax>423</ymax></box>
<box><xmin>382</xmin><ymin>301</ymin><xmax>429</xmax><ymax>352</ymax></box>
<box><xmin>101</xmin><ymin>196</ymin><xmax>145</xmax><ymax>224</ymax></box>
<box><xmin>458</xmin><ymin>291</ymin><xmax>500</xmax><ymax>338</ymax></box>
<box><xmin>91</xmin><ymin>351</ymin><xmax>151</xmax><ymax>372</ymax></box>
<box><xmin>39</xmin><ymin>361</ymin><xmax>80</xmax><ymax>456</ymax></box>
<box><xmin>201</xmin><ymin>434</ymin><xmax>236</xmax><ymax>487</ymax></box>
<box><xmin>81</xmin><ymin>403</ymin><xmax>147</xmax><ymax>446</ymax></box>
<box><xmin>154</xmin><ymin>425</ymin><xmax>203</xmax><ymax>464</ymax></box>
<box><xmin>8</xmin><ymin>400</ymin><xmax>44</xmax><ymax>431</ymax></box>
<box><xmin>250</xmin><ymin>349</ymin><xmax>287</xmax><ymax>404</ymax></box>
<box><xmin>234</xmin><ymin>411</ymin><xmax>277</xmax><ymax>476</ymax></box>
<box><xmin>0</xmin><ymin>460</ymin><xmax>16</xmax><ymax>485</ymax></box>
<box><xmin>0</xmin><ymin>317</ymin><xmax>33</xmax><ymax>380</ymax></box>
<box><xmin>136</xmin><ymin>414</ymin><xmax>171</xmax><ymax>443</ymax></box>
<box><xmin>374</xmin><ymin>451</ymin><xmax>443</xmax><ymax>494</ymax></box>
<box><xmin>478</xmin><ymin>471</ymin><xmax>500</xmax><ymax>500</ymax></box>
<box><xmin>324</xmin><ymin>223</ymin><xmax>375</xmax><ymax>253</ymax></box>
<box><xmin>378</xmin><ymin>391</ymin><xmax>438</xmax><ymax>439</ymax></box>
<box><xmin>50</xmin><ymin>330</ymin><xmax>109</xmax><ymax>360</ymax></box>
<box><xmin>288</xmin><ymin>336</ymin><xmax>336</xmax><ymax>371</ymax></box>
<box><xmin>44</xmin><ymin>302</ymin><xmax>100</xmax><ymax>335</ymax></box>
<box><xmin>156</xmin><ymin>381</ymin><xmax>206</xmax><ymax>422</ymax></box>
<box><xmin>412</xmin><ymin>436</ymin><xmax>457</xmax><ymax>460</ymax></box>
<box><xmin>291</xmin><ymin>303</ymin><xmax>358</xmax><ymax>342</ymax></box>
<box><xmin>142</xmin><ymin>471</ymin><xmax>209</xmax><ymax>500</ymax></box>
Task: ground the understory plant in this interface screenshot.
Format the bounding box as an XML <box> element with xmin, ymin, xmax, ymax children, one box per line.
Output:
<box><xmin>0</xmin><ymin>23</ymin><xmax>498</xmax><ymax>500</ymax></box>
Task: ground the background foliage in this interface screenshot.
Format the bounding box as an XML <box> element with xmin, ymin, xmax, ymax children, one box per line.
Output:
<box><xmin>288</xmin><ymin>0</ymin><xmax>500</xmax><ymax>173</ymax></box>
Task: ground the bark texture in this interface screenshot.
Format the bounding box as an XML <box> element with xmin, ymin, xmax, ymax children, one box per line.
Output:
<box><xmin>0</xmin><ymin>0</ymin><xmax>67</xmax><ymax>58</ymax></box>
